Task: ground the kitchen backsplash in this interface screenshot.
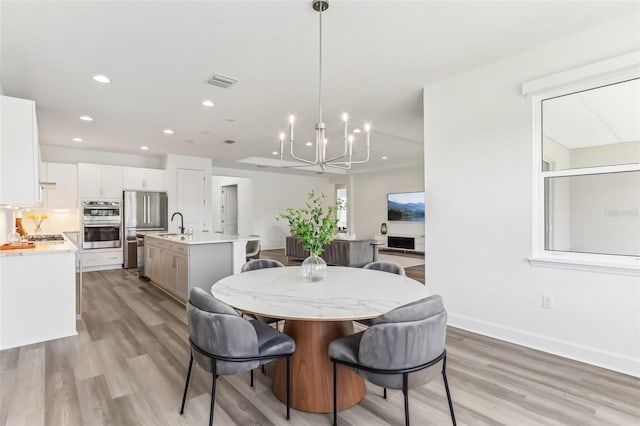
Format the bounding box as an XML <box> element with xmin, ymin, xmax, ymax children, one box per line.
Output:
<box><xmin>17</xmin><ymin>209</ymin><xmax>79</xmax><ymax>235</ymax></box>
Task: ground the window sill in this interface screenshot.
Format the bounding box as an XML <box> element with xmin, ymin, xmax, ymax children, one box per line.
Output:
<box><xmin>527</xmin><ymin>255</ymin><xmax>640</xmax><ymax>276</ymax></box>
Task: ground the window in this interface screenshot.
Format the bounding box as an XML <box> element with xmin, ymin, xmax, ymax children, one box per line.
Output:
<box><xmin>524</xmin><ymin>53</ymin><xmax>640</xmax><ymax>273</ymax></box>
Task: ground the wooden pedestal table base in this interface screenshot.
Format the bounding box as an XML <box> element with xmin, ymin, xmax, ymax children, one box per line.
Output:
<box><xmin>272</xmin><ymin>320</ymin><xmax>366</xmax><ymax>413</ymax></box>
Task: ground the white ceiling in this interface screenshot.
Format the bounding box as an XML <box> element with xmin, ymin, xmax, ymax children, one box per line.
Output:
<box><xmin>1</xmin><ymin>1</ymin><xmax>638</xmax><ymax>174</ymax></box>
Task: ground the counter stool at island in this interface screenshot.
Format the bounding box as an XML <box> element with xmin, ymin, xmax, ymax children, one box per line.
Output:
<box><xmin>180</xmin><ymin>288</ymin><xmax>295</xmax><ymax>425</ymax></box>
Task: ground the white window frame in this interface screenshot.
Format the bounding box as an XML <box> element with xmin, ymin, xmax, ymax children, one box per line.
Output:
<box><xmin>523</xmin><ymin>51</ymin><xmax>640</xmax><ymax>276</ymax></box>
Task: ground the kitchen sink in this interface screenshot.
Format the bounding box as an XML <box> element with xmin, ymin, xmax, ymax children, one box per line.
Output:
<box><xmin>158</xmin><ymin>233</ymin><xmax>182</xmax><ymax>237</ymax></box>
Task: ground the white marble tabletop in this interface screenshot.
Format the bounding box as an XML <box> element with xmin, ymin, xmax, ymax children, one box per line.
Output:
<box><xmin>211</xmin><ymin>266</ymin><xmax>429</xmax><ymax>321</ymax></box>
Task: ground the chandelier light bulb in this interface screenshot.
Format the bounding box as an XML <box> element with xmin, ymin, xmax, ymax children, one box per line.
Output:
<box><xmin>289</xmin><ymin>115</ymin><xmax>296</xmax><ymax>124</ymax></box>
<box><xmin>279</xmin><ymin>132</ymin><xmax>285</xmax><ymax>141</ymax></box>
<box><xmin>342</xmin><ymin>113</ymin><xmax>349</xmax><ymax>122</ymax></box>
<box><xmin>348</xmin><ymin>135</ymin><xmax>354</xmax><ymax>143</ymax></box>
<box><xmin>364</xmin><ymin>123</ymin><xmax>371</xmax><ymax>132</ymax></box>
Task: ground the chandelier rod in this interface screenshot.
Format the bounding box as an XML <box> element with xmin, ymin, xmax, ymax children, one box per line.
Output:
<box><xmin>318</xmin><ymin>3</ymin><xmax>323</xmax><ymax>125</ymax></box>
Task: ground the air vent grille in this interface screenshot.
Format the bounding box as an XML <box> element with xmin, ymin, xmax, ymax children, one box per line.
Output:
<box><xmin>207</xmin><ymin>73</ymin><xmax>238</xmax><ymax>88</ymax></box>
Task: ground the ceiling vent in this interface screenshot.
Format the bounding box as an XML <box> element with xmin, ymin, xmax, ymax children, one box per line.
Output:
<box><xmin>207</xmin><ymin>73</ymin><xmax>238</xmax><ymax>88</ymax></box>
<box><xmin>224</xmin><ymin>139</ymin><xmax>236</xmax><ymax>144</ymax></box>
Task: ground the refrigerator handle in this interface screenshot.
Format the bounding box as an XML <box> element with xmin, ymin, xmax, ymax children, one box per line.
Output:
<box><xmin>146</xmin><ymin>195</ymin><xmax>151</xmax><ymax>224</ymax></box>
<box><xmin>143</xmin><ymin>195</ymin><xmax>147</xmax><ymax>224</ymax></box>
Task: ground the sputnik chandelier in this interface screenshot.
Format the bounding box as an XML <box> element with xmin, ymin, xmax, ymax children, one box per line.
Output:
<box><xmin>279</xmin><ymin>0</ymin><xmax>371</xmax><ymax>170</ymax></box>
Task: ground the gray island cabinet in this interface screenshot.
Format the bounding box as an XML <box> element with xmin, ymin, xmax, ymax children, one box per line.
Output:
<box><xmin>144</xmin><ymin>232</ymin><xmax>256</xmax><ymax>302</ymax></box>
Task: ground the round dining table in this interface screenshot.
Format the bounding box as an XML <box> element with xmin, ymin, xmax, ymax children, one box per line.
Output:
<box><xmin>211</xmin><ymin>265</ymin><xmax>429</xmax><ymax>413</ymax></box>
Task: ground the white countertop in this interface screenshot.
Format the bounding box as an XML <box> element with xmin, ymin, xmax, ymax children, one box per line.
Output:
<box><xmin>0</xmin><ymin>240</ymin><xmax>77</xmax><ymax>257</ymax></box>
<box><xmin>212</xmin><ymin>266</ymin><xmax>429</xmax><ymax>321</ymax></box>
<box><xmin>145</xmin><ymin>231</ymin><xmax>258</xmax><ymax>245</ymax></box>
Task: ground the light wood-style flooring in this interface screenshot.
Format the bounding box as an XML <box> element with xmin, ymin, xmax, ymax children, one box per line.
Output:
<box><xmin>1</xmin><ymin>251</ymin><xmax>638</xmax><ymax>425</ymax></box>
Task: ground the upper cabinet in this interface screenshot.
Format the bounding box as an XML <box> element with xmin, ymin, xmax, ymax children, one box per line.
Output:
<box><xmin>40</xmin><ymin>162</ymin><xmax>78</xmax><ymax>209</ymax></box>
<box><xmin>0</xmin><ymin>96</ymin><xmax>40</xmax><ymax>206</ymax></box>
<box><xmin>78</xmin><ymin>164</ymin><xmax>123</xmax><ymax>200</ymax></box>
<box><xmin>123</xmin><ymin>167</ymin><xmax>165</xmax><ymax>191</ymax></box>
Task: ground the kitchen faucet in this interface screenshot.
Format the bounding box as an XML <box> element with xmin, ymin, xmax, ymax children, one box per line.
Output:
<box><xmin>171</xmin><ymin>212</ymin><xmax>185</xmax><ymax>234</ymax></box>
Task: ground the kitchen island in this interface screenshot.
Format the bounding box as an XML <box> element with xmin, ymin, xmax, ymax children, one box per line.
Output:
<box><xmin>0</xmin><ymin>240</ymin><xmax>77</xmax><ymax>349</ymax></box>
<box><xmin>144</xmin><ymin>232</ymin><xmax>257</xmax><ymax>302</ymax></box>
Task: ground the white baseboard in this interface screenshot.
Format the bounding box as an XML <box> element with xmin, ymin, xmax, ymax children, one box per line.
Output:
<box><xmin>448</xmin><ymin>313</ymin><xmax>640</xmax><ymax>378</ymax></box>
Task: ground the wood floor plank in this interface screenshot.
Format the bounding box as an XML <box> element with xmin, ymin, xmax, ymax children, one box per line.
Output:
<box><xmin>1</xmin><ymin>249</ymin><xmax>638</xmax><ymax>426</ymax></box>
<box><xmin>44</xmin><ymin>369</ymin><xmax>82</xmax><ymax>426</ymax></box>
<box><xmin>4</xmin><ymin>346</ymin><xmax>46</xmax><ymax>426</ymax></box>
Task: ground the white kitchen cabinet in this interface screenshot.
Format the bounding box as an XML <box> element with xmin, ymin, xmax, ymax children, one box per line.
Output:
<box><xmin>81</xmin><ymin>248</ymin><xmax>123</xmax><ymax>271</ymax></box>
<box><xmin>123</xmin><ymin>167</ymin><xmax>165</xmax><ymax>191</ymax></box>
<box><xmin>40</xmin><ymin>162</ymin><xmax>78</xmax><ymax>209</ymax></box>
<box><xmin>0</xmin><ymin>96</ymin><xmax>40</xmax><ymax>206</ymax></box>
<box><xmin>78</xmin><ymin>163</ymin><xmax>123</xmax><ymax>200</ymax></box>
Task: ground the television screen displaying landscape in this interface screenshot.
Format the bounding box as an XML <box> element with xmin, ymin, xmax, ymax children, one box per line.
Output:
<box><xmin>387</xmin><ymin>192</ymin><xmax>425</xmax><ymax>222</ymax></box>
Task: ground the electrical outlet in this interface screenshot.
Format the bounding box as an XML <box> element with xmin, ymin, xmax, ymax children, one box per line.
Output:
<box><xmin>542</xmin><ymin>295</ymin><xmax>554</xmax><ymax>309</ymax></box>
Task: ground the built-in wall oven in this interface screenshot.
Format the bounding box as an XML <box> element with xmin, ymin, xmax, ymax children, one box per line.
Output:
<box><xmin>82</xmin><ymin>201</ymin><xmax>122</xmax><ymax>249</ymax></box>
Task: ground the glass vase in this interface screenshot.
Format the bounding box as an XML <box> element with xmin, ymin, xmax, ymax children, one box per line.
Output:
<box><xmin>301</xmin><ymin>253</ymin><xmax>327</xmax><ymax>282</ymax></box>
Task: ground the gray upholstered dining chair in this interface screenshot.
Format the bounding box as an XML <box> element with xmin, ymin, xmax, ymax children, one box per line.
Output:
<box><xmin>363</xmin><ymin>260</ymin><xmax>406</xmax><ymax>276</ymax></box>
<box><xmin>357</xmin><ymin>261</ymin><xmax>406</xmax><ymax>327</ymax></box>
<box><xmin>329</xmin><ymin>295</ymin><xmax>456</xmax><ymax>426</ymax></box>
<box><xmin>180</xmin><ymin>287</ymin><xmax>295</xmax><ymax>425</ymax></box>
<box><xmin>241</xmin><ymin>259</ymin><xmax>285</xmax><ymax>327</ymax></box>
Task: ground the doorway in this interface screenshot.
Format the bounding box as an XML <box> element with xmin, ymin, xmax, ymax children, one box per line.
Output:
<box><xmin>221</xmin><ymin>184</ymin><xmax>238</xmax><ymax>234</ymax></box>
<box><xmin>336</xmin><ymin>184</ymin><xmax>347</xmax><ymax>232</ymax></box>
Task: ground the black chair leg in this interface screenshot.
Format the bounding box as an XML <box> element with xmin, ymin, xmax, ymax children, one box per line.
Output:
<box><xmin>286</xmin><ymin>356</ymin><xmax>291</xmax><ymax>420</ymax></box>
<box><xmin>250</xmin><ymin>369</ymin><xmax>254</xmax><ymax>387</ymax></box>
<box><xmin>403</xmin><ymin>373</ymin><xmax>410</xmax><ymax>426</ymax></box>
<box><xmin>383</xmin><ymin>387</ymin><xmax>387</xmax><ymax>399</ymax></box>
<box><xmin>442</xmin><ymin>354</ymin><xmax>456</xmax><ymax>425</ymax></box>
<box><xmin>209</xmin><ymin>375</ymin><xmax>218</xmax><ymax>426</ymax></box>
<box><xmin>180</xmin><ymin>354</ymin><xmax>194</xmax><ymax>415</ymax></box>
<box><xmin>333</xmin><ymin>361</ymin><xmax>338</xmax><ymax>426</ymax></box>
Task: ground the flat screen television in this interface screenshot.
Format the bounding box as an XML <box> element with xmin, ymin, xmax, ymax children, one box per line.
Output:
<box><xmin>387</xmin><ymin>192</ymin><xmax>425</xmax><ymax>222</ymax></box>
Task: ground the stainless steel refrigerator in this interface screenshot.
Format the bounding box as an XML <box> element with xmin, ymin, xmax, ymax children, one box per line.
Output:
<box><xmin>123</xmin><ymin>191</ymin><xmax>168</xmax><ymax>269</ymax></box>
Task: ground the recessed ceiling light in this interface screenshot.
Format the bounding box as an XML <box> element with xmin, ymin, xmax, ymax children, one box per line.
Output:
<box><xmin>224</xmin><ymin>140</ymin><xmax>236</xmax><ymax>144</ymax></box>
<box><xmin>202</xmin><ymin>100</ymin><xmax>215</xmax><ymax>107</ymax></box>
<box><xmin>185</xmin><ymin>139</ymin><xmax>195</xmax><ymax>144</ymax></box>
<box><xmin>226</xmin><ymin>118</ymin><xmax>236</xmax><ymax>122</ymax></box>
<box><xmin>92</xmin><ymin>74</ymin><xmax>111</xmax><ymax>84</ymax></box>
<box><xmin>79</xmin><ymin>115</ymin><xmax>93</xmax><ymax>121</ymax></box>
<box><xmin>140</xmin><ymin>146</ymin><xmax>150</xmax><ymax>150</ymax></box>
<box><xmin>163</xmin><ymin>129</ymin><xmax>174</xmax><ymax>134</ymax></box>
<box><xmin>201</xmin><ymin>130</ymin><xmax>211</xmax><ymax>135</ymax></box>
<box><xmin>272</xmin><ymin>151</ymin><xmax>279</xmax><ymax>155</ymax></box>
<box><xmin>381</xmin><ymin>156</ymin><xmax>388</xmax><ymax>160</ymax></box>
<box><xmin>305</xmin><ymin>141</ymin><xmax>313</xmax><ymax>146</ymax></box>
<box><xmin>353</xmin><ymin>128</ymin><xmax>361</xmax><ymax>133</ymax></box>
<box><xmin>72</xmin><ymin>137</ymin><xmax>83</xmax><ymax>142</ymax></box>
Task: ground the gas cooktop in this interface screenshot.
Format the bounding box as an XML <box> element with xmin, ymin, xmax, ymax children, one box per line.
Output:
<box><xmin>27</xmin><ymin>234</ymin><xmax>65</xmax><ymax>244</ymax></box>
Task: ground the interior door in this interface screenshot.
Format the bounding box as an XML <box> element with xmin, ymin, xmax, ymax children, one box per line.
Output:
<box><xmin>177</xmin><ymin>168</ymin><xmax>206</xmax><ymax>231</ymax></box>
<box><xmin>221</xmin><ymin>184</ymin><xmax>238</xmax><ymax>234</ymax></box>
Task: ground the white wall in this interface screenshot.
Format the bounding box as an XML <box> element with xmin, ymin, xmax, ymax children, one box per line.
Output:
<box><xmin>17</xmin><ymin>208</ymin><xmax>79</xmax><ymax>234</ymax></box>
<box><xmin>351</xmin><ymin>167</ymin><xmax>424</xmax><ymax>239</ymax></box>
<box><xmin>211</xmin><ymin>175</ymin><xmax>254</xmax><ymax>236</ymax></box>
<box><xmin>424</xmin><ymin>17</ymin><xmax>640</xmax><ymax>376</ymax></box>
<box><xmin>211</xmin><ymin>167</ymin><xmax>333</xmax><ymax>249</ymax></box>
<box><xmin>164</xmin><ymin>154</ymin><xmax>213</xmax><ymax>233</ymax></box>
<box><xmin>41</xmin><ymin>145</ymin><xmax>162</xmax><ymax>168</ymax></box>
